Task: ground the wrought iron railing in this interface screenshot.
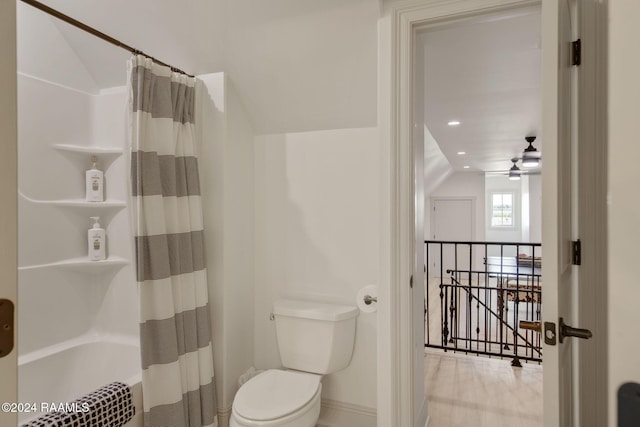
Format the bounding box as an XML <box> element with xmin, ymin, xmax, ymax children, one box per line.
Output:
<box><xmin>425</xmin><ymin>240</ymin><xmax>542</xmax><ymax>366</ymax></box>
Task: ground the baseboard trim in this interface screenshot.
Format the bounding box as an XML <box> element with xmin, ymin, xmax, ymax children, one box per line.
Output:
<box><xmin>316</xmin><ymin>398</ymin><xmax>376</xmax><ymax>427</ymax></box>
<box><xmin>417</xmin><ymin>396</ymin><xmax>428</xmax><ymax>427</ymax></box>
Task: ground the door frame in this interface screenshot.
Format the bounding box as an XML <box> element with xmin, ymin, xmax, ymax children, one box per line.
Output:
<box><xmin>378</xmin><ymin>1</ymin><xmax>542</xmax><ymax>426</ymax></box>
<box><xmin>574</xmin><ymin>1</ymin><xmax>608</xmax><ymax>425</ymax></box>
<box><xmin>380</xmin><ymin>0</ymin><xmax>607</xmax><ymax>426</ymax></box>
<box><xmin>0</xmin><ymin>0</ymin><xmax>18</xmax><ymax>425</ymax></box>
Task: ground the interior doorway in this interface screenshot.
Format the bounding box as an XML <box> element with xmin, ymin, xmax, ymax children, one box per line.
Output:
<box><xmin>381</xmin><ymin>0</ymin><xmax>607</xmax><ymax>425</ymax></box>
<box><xmin>416</xmin><ymin>6</ymin><xmax>544</xmax><ymax>426</ymax></box>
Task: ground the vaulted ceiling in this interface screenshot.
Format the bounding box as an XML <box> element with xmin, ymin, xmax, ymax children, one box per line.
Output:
<box><xmin>418</xmin><ymin>8</ymin><xmax>542</xmax><ymax>174</ymax></box>
<box><xmin>21</xmin><ymin>0</ymin><xmax>379</xmax><ymax>135</ymax></box>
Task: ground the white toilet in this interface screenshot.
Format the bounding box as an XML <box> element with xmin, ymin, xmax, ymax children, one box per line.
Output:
<box><xmin>230</xmin><ymin>299</ymin><xmax>359</xmax><ymax>427</ymax></box>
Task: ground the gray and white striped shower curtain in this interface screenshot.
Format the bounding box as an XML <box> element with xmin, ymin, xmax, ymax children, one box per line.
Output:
<box><xmin>129</xmin><ymin>55</ymin><xmax>218</xmax><ymax>427</ymax></box>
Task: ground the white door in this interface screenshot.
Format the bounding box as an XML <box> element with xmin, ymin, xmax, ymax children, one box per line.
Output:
<box><xmin>541</xmin><ymin>0</ymin><xmax>581</xmax><ymax>425</ymax></box>
<box><xmin>430</xmin><ymin>198</ymin><xmax>473</xmax><ymax>275</ymax></box>
<box><xmin>0</xmin><ymin>1</ymin><xmax>18</xmax><ymax>426</ymax></box>
<box><xmin>432</xmin><ymin>198</ymin><xmax>473</xmax><ymax>241</ymax></box>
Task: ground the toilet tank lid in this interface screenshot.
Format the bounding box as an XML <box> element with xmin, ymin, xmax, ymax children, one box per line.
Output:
<box><xmin>274</xmin><ymin>299</ymin><xmax>358</xmax><ymax>321</ymax></box>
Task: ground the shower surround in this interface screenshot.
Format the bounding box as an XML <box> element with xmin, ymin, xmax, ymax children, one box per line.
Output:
<box><xmin>17</xmin><ymin>71</ymin><xmax>142</xmax><ymax>426</ymax></box>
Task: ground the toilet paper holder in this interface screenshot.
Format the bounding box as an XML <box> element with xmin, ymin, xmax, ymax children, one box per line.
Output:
<box><xmin>357</xmin><ymin>285</ymin><xmax>378</xmax><ymax>313</ymax></box>
<box><xmin>363</xmin><ymin>295</ymin><xmax>377</xmax><ymax>305</ymax></box>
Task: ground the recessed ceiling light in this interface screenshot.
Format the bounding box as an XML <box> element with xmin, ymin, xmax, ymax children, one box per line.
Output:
<box><xmin>448</xmin><ymin>120</ymin><xmax>461</xmax><ymax>126</ymax></box>
<box><xmin>463</xmin><ymin>165</ymin><xmax>470</xmax><ymax>169</ymax></box>
<box><xmin>457</xmin><ymin>151</ymin><xmax>466</xmax><ymax>155</ymax></box>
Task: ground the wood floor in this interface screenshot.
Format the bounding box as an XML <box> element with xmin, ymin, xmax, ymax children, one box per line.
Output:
<box><xmin>424</xmin><ymin>350</ymin><xmax>543</xmax><ymax>427</ymax></box>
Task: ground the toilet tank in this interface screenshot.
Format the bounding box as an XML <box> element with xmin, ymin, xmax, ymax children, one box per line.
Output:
<box><xmin>273</xmin><ymin>299</ymin><xmax>358</xmax><ymax>375</ymax></box>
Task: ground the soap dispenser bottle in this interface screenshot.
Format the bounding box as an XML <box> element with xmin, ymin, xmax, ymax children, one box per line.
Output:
<box><xmin>86</xmin><ymin>155</ymin><xmax>104</xmax><ymax>202</ymax></box>
<box><xmin>88</xmin><ymin>216</ymin><xmax>106</xmax><ymax>261</ymax></box>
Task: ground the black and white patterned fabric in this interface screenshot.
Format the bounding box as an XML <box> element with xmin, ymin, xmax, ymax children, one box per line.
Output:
<box><xmin>22</xmin><ymin>382</ymin><xmax>135</xmax><ymax>427</ymax></box>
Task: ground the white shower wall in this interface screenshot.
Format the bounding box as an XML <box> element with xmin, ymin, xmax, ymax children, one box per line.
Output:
<box><xmin>17</xmin><ymin>72</ymin><xmax>137</xmax><ymax>355</ymax></box>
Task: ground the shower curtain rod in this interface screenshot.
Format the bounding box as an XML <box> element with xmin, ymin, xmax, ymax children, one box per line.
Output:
<box><xmin>20</xmin><ymin>0</ymin><xmax>194</xmax><ymax>77</ymax></box>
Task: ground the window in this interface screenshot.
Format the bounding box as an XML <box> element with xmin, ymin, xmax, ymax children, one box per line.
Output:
<box><xmin>491</xmin><ymin>193</ymin><xmax>514</xmax><ymax>227</ymax></box>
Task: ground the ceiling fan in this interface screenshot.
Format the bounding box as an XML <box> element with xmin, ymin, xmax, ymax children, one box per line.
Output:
<box><xmin>485</xmin><ymin>157</ymin><xmax>541</xmax><ymax>180</ymax></box>
<box><xmin>521</xmin><ymin>136</ymin><xmax>541</xmax><ymax>168</ymax></box>
<box><xmin>484</xmin><ymin>136</ymin><xmax>542</xmax><ymax>180</ymax></box>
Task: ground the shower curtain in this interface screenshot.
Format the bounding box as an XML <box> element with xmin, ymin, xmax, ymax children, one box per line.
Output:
<box><xmin>129</xmin><ymin>55</ymin><xmax>218</xmax><ymax>427</ymax></box>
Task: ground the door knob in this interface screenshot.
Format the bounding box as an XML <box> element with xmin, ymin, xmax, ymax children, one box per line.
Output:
<box><xmin>559</xmin><ymin>317</ymin><xmax>592</xmax><ymax>343</ymax></box>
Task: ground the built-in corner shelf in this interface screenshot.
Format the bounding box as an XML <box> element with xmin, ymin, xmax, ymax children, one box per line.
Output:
<box><xmin>53</xmin><ymin>144</ymin><xmax>124</xmax><ymax>156</ymax></box>
<box><xmin>49</xmin><ymin>199</ymin><xmax>127</xmax><ymax>210</ymax></box>
<box><xmin>18</xmin><ymin>256</ymin><xmax>129</xmax><ymax>274</ymax></box>
<box><xmin>19</xmin><ymin>192</ymin><xmax>127</xmax><ymax>213</ymax></box>
<box><xmin>53</xmin><ymin>144</ymin><xmax>124</xmax><ymax>171</ymax></box>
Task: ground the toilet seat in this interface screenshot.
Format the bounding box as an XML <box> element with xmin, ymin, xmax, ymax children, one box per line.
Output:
<box><xmin>233</xmin><ymin>369</ymin><xmax>321</xmax><ymax>421</ymax></box>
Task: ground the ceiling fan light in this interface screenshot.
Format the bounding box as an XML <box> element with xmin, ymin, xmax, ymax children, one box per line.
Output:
<box><xmin>522</xmin><ymin>155</ymin><xmax>539</xmax><ymax>168</ymax></box>
<box><xmin>522</xmin><ymin>136</ymin><xmax>541</xmax><ymax>167</ymax></box>
<box><xmin>508</xmin><ymin>164</ymin><xmax>521</xmax><ymax>180</ymax></box>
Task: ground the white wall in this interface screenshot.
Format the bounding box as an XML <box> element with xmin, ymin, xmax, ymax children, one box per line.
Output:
<box><xmin>528</xmin><ymin>174</ymin><xmax>542</xmax><ymax>243</ymax></box>
<box><xmin>32</xmin><ymin>0</ymin><xmax>219</xmax><ymax>80</ymax></box>
<box><xmin>423</xmin><ymin>126</ymin><xmax>453</xmax><ymax>199</ymax></box>
<box><xmin>17</xmin><ymin>2</ymin><xmax>130</xmax><ymax>93</ymax></box>
<box><xmin>17</xmin><ymin>3</ymin><xmax>100</xmax><ymax>93</ymax></box>
<box><xmin>253</xmin><ymin>128</ymin><xmax>378</xmax><ymax>416</ymax></box>
<box><xmin>426</xmin><ymin>171</ymin><xmax>485</xmax><ymax>242</ymax></box>
<box><xmin>198</xmin><ymin>73</ymin><xmax>255</xmax><ymax>425</ymax></box>
<box><xmin>608</xmin><ymin>1</ymin><xmax>640</xmax><ymax>425</ymax></box>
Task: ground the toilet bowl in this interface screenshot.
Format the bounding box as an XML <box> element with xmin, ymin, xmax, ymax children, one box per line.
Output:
<box><xmin>230</xmin><ymin>299</ymin><xmax>358</xmax><ymax>427</ymax></box>
<box><xmin>229</xmin><ymin>370</ymin><xmax>321</xmax><ymax>427</ymax></box>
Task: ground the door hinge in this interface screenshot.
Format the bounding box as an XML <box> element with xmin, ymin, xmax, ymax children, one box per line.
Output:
<box><xmin>409</xmin><ymin>274</ymin><xmax>413</xmax><ymax>289</ymax></box>
<box><xmin>572</xmin><ymin>38</ymin><xmax>581</xmax><ymax>66</ymax></box>
<box><xmin>572</xmin><ymin>239</ymin><xmax>582</xmax><ymax>265</ymax></box>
